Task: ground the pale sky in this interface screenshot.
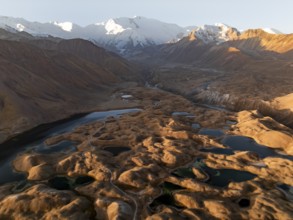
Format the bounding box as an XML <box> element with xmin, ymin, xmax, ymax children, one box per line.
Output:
<box><xmin>0</xmin><ymin>0</ymin><xmax>292</xmax><ymax>33</ymax></box>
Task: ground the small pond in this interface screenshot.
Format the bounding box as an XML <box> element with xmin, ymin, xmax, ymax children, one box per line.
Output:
<box><xmin>199</xmin><ymin>128</ymin><xmax>225</xmax><ymax>138</ymax></box>
<box><xmin>149</xmin><ymin>182</ymin><xmax>184</xmax><ymax>209</ymax></box>
<box><xmin>172</xmin><ymin>159</ymin><xmax>257</xmax><ymax>188</ymax></box>
<box><xmin>191</xmin><ymin>123</ymin><xmax>201</xmax><ymax>129</ymax></box>
<box><xmin>222</xmin><ymin>136</ymin><xmax>293</xmax><ymax>160</ymax></box>
<box><xmin>48</xmin><ymin>175</ymin><xmax>95</xmax><ymax>190</ymax></box>
<box><xmin>200</xmin><ymin>147</ymin><xmax>235</xmax><ymax>155</ymax></box>
<box><xmin>172</xmin><ymin>112</ymin><xmax>194</xmax><ymax>117</ymax></box>
<box><xmin>276</xmin><ymin>184</ymin><xmax>293</xmax><ymax>201</ymax></box>
<box><xmin>103</xmin><ymin>146</ymin><xmax>131</xmax><ymax>156</ymax></box>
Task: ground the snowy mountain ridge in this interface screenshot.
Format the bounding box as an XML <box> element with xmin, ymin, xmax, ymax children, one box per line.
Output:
<box><xmin>0</xmin><ymin>16</ymin><xmax>193</xmax><ymax>53</ymax></box>
<box><xmin>261</xmin><ymin>28</ymin><xmax>283</xmax><ymax>34</ymax></box>
<box><xmin>0</xmin><ymin>15</ymin><xmax>283</xmax><ymax>53</ymax></box>
<box><xmin>193</xmin><ymin>23</ymin><xmax>240</xmax><ymax>44</ymax></box>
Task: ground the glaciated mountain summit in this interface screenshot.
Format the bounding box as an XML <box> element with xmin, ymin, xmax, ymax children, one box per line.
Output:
<box><xmin>192</xmin><ymin>23</ymin><xmax>240</xmax><ymax>44</ymax></box>
<box><xmin>91</xmin><ymin>16</ymin><xmax>193</xmax><ymax>52</ymax></box>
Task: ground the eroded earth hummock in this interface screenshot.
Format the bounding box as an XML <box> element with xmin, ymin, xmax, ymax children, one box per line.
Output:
<box><xmin>0</xmin><ymin>86</ymin><xmax>292</xmax><ymax>220</ymax></box>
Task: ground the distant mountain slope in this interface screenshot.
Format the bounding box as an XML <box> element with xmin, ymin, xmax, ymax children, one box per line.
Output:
<box><xmin>227</xmin><ymin>29</ymin><xmax>293</xmax><ymax>54</ymax></box>
<box><xmin>133</xmin><ymin>27</ymin><xmax>293</xmax><ymax>66</ymax></box>
<box><xmin>141</xmin><ymin>29</ymin><xmax>293</xmax><ymax>130</ymax></box>
<box><xmin>0</xmin><ymin>27</ymin><xmax>139</xmax><ymax>79</ymax></box>
<box><xmin>0</xmin><ymin>35</ymin><xmax>139</xmax><ymax>143</ymax></box>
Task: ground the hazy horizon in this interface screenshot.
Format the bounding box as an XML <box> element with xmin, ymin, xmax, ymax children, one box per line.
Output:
<box><xmin>0</xmin><ymin>0</ymin><xmax>292</xmax><ymax>33</ymax></box>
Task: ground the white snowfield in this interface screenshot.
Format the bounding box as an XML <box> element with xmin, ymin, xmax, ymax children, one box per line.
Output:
<box><xmin>261</xmin><ymin>28</ymin><xmax>283</xmax><ymax>34</ymax></box>
<box><xmin>0</xmin><ymin>15</ymin><xmax>282</xmax><ymax>53</ymax></box>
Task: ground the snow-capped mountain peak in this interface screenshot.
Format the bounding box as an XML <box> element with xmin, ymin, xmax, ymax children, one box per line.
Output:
<box><xmin>193</xmin><ymin>23</ymin><xmax>240</xmax><ymax>44</ymax></box>
<box><xmin>90</xmin><ymin>16</ymin><xmax>194</xmax><ymax>51</ymax></box>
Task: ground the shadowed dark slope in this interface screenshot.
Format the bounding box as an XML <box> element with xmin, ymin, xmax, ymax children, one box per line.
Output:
<box><xmin>0</xmin><ymin>38</ymin><xmax>139</xmax><ymax>143</ymax></box>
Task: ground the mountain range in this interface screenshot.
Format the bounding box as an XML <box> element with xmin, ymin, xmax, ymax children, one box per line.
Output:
<box><xmin>0</xmin><ymin>28</ymin><xmax>140</xmax><ymax>143</ymax></box>
<box><xmin>0</xmin><ymin>15</ymin><xmax>292</xmax><ymax>143</ymax></box>
<box><xmin>0</xmin><ymin>14</ymin><xmax>293</xmax><ymax>220</ymax></box>
<box><xmin>0</xmin><ymin>15</ymin><xmax>283</xmax><ymax>54</ymax></box>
